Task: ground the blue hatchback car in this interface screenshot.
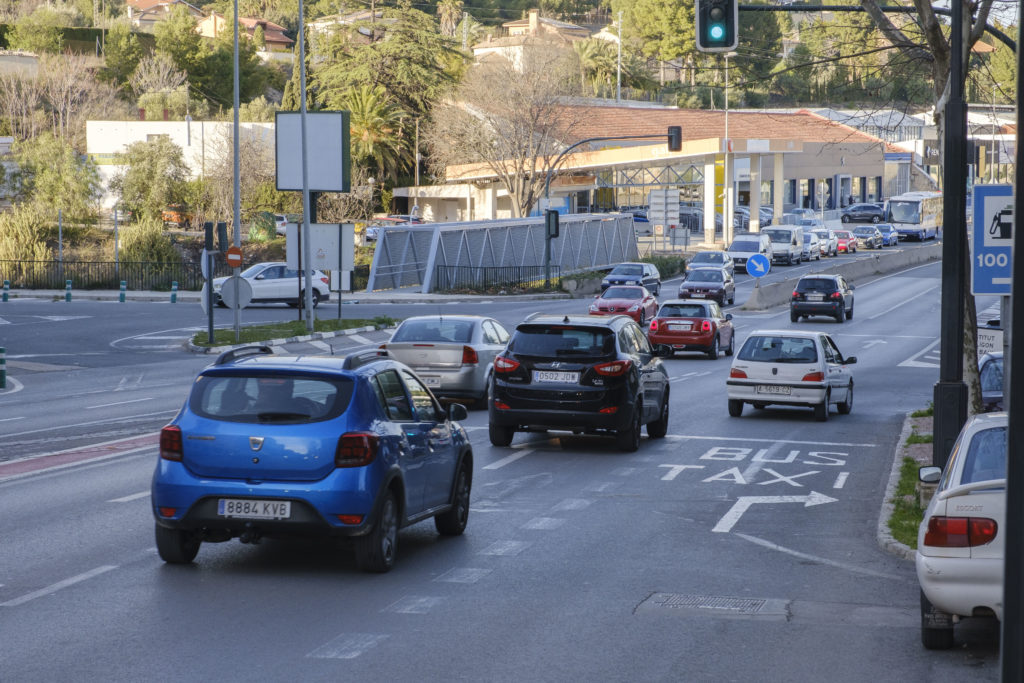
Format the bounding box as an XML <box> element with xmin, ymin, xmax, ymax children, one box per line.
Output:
<box><xmin>152</xmin><ymin>346</ymin><xmax>473</xmax><ymax>572</ymax></box>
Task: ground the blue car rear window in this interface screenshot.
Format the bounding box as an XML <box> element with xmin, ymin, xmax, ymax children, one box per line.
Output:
<box><xmin>189</xmin><ymin>374</ymin><xmax>354</xmax><ymax>424</ymax></box>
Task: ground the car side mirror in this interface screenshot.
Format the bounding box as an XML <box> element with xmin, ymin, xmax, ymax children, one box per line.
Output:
<box><xmin>255</xmin><ymin>275</ymin><xmax>265</xmax><ymax>280</ymax></box>
<box><xmin>843</xmin><ymin>356</ymin><xmax>857</xmax><ymax>365</ymax></box>
<box><xmin>849</xmin><ymin>283</ymin><xmax>856</xmax><ymax>290</ymax></box>
<box><xmin>919</xmin><ymin>466</ymin><xmax>941</xmax><ymax>484</ymax></box>
<box><xmin>448</xmin><ymin>403</ymin><xmax>468</xmax><ymax>421</ymax></box>
<box><xmin>725</xmin><ymin>313</ymin><xmax>733</xmax><ymax>321</ymax></box>
<box><xmin>653</xmin><ymin>344</ymin><xmax>673</xmax><ymax>357</ymax></box>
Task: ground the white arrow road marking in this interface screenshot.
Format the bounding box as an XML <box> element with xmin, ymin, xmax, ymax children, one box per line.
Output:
<box><xmin>899</xmin><ymin>339</ymin><xmax>941</xmax><ymax>368</ymax></box>
<box><xmin>712</xmin><ymin>491</ymin><xmax>838</xmax><ymax>533</ymax></box>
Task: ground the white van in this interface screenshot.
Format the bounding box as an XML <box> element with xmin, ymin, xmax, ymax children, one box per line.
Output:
<box><xmin>727</xmin><ymin>232</ymin><xmax>773</xmax><ymax>273</ymax></box>
<box><xmin>762</xmin><ymin>225</ymin><xmax>804</xmax><ymax>265</ymax></box>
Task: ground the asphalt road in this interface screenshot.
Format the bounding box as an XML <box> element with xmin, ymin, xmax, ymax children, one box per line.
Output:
<box><xmin>0</xmin><ymin>248</ymin><xmax>1002</xmax><ymax>680</ymax></box>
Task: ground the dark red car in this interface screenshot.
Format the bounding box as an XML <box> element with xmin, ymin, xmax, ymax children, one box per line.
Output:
<box><xmin>647</xmin><ymin>299</ymin><xmax>735</xmax><ymax>360</ymax></box>
<box><xmin>833</xmin><ymin>229</ymin><xmax>858</xmax><ymax>254</ymax></box>
<box><xmin>589</xmin><ymin>285</ymin><xmax>659</xmax><ymax>325</ymax></box>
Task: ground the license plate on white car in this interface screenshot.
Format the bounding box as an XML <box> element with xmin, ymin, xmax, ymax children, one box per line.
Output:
<box><xmin>756</xmin><ymin>385</ymin><xmax>792</xmax><ymax>395</ymax></box>
<box><xmin>218</xmin><ymin>499</ymin><xmax>291</xmax><ymax>519</ymax></box>
<box><xmin>533</xmin><ymin>370</ymin><xmax>579</xmax><ymax>384</ymax></box>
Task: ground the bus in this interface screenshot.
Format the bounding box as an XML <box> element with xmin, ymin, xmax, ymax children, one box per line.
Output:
<box><xmin>884</xmin><ymin>191</ymin><xmax>942</xmax><ymax>241</ymax></box>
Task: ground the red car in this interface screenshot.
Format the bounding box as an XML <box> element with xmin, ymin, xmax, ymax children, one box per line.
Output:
<box><xmin>589</xmin><ymin>285</ymin><xmax>658</xmax><ymax>325</ymax></box>
<box><xmin>647</xmin><ymin>299</ymin><xmax>735</xmax><ymax>359</ymax></box>
<box><xmin>833</xmin><ymin>229</ymin><xmax>858</xmax><ymax>254</ymax></box>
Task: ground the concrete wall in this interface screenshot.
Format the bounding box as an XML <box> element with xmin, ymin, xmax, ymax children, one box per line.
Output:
<box><xmin>741</xmin><ymin>242</ymin><xmax>942</xmax><ymax>311</ymax></box>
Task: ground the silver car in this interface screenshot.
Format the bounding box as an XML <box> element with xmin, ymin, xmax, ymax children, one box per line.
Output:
<box><xmin>381</xmin><ymin>315</ymin><xmax>510</xmax><ymax>407</ymax></box>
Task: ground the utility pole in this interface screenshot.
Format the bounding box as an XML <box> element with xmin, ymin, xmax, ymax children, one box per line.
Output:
<box><xmin>616</xmin><ymin>11</ymin><xmax>622</xmax><ymax>102</ymax></box>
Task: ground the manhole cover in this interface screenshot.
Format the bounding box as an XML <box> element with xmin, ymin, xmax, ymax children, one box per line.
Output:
<box><xmin>638</xmin><ymin>593</ymin><xmax>790</xmax><ymax>620</ymax></box>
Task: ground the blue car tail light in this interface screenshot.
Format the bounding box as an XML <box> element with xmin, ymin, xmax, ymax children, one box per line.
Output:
<box><xmin>335</xmin><ymin>432</ymin><xmax>379</xmax><ymax>467</ymax></box>
<box><xmin>160</xmin><ymin>425</ymin><xmax>183</xmax><ymax>461</ymax></box>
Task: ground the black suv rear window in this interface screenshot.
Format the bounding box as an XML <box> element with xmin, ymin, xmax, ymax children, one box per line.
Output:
<box><xmin>190</xmin><ymin>374</ymin><xmax>354</xmax><ymax>423</ymax></box>
<box><xmin>511</xmin><ymin>325</ymin><xmax>615</xmax><ymax>357</ymax></box>
<box><xmin>797</xmin><ymin>278</ymin><xmax>837</xmax><ymax>293</ymax></box>
<box><xmin>738</xmin><ymin>335</ymin><xmax>819</xmax><ymax>363</ymax></box>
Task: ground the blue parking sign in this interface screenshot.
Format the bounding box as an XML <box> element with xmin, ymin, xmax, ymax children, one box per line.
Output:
<box><xmin>972</xmin><ymin>184</ymin><xmax>1013</xmax><ymax>296</ymax></box>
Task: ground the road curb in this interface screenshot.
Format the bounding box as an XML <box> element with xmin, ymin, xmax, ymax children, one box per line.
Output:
<box><xmin>186</xmin><ymin>324</ymin><xmax>390</xmax><ymax>355</ymax></box>
<box><xmin>876</xmin><ymin>411</ymin><xmax>918</xmax><ymax>561</ymax></box>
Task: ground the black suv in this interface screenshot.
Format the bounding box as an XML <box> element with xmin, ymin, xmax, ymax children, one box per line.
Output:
<box><xmin>790</xmin><ymin>274</ymin><xmax>855</xmax><ymax>323</ymax></box>
<box><xmin>488</xmin><ymin>314</ymin><xmax>671</xmax><ymax>452</ymax></box>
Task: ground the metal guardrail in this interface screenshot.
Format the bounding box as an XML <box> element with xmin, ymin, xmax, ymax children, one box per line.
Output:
<box><xmin>434</xmin><ymin>265</ymin><xmax>559</xmax><ymax>292</ymax></box>
<box><xmin>0</xmin><ymin>260</ymin><xmax>372</xmax><ymax>293</ymax></box>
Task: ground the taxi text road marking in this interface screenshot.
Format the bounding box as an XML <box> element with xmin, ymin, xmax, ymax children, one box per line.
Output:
<box><xmin>86</xmin><ymin>398</ymin><xmax>155</xmax><ymax>410</ymax></box>
<box><xmin>108</xmin><ymin>491</ymin><xmax>150</xmax><ymax>503</ymax></box>
<box><xmin>665</xmin><ymin>434</ymin><xmax>876</xmax><ymax>448</ymax></box>
<box><xmin>484</xmin><ymin>449</ymin><xmax>534</xmax><ymax>470</ymax></box>
<box><xmin>712</xmin><ymin>492</ymin><xmax>838</xmax><ymax>533</ymax></box>
<box><xmin>0</xmin><ymin>565</ymin><xmax>118</xmax><ymax>607</ymax></box>
<box><xmin>833</xmin><ymin>472</ymin><xmax>850</xmax><ymax>489</ymax></box>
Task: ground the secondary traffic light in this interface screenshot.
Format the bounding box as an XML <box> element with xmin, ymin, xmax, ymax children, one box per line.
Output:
<box><xmin>668</xmin><ymin>126</ymin><xmax>682</xmax><ymax>152</ymax></box>
<box><xmin>696</xmin><ymin>0</ymin><xmax>738</xmax><ymax>53</ymax></box>
<box><xmin>545</xmin><ymin>209</ymin><xmax>559</xmax><ymax>239</ymax></box>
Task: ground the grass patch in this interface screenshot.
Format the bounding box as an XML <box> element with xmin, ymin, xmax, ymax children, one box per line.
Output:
<box><xmin>911</xmin><ymin>401</ymin><xmax>934</xmax><ymax>417</ymax></box>
<box><xmin>888</xmin><ymin>456</ymin><xmax>926</xmax><ymax>548</ymax></box>
<box><xmin>906</xmin><ymin>429</ymin><xmax>934</xmax><ymax>445</ymax></box>
<box><xmin>191</xmin><ymin>315</ymin><xmax>396</xmax><ymax>347</ymax></box>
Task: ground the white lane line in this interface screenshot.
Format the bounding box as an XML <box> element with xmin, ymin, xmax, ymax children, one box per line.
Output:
<box><xmin>383</xmin><ymin>596</ymin><xmax>444</xmax><ymax>614</ymax></box>
<box><xmin>0</xmin><ymin>416</ymin><xmax>25</xmax><ymax>422</ymax></box>
<box><xmin>133</xmin><ymin>336</ymin><xmax>188</xmax><ymax>340</ymax></box>
<box><xmin>664</xmin><ymin>434</ymin><xmax>877</xmax><ymax>448</ymax></box>
<box><xmin>483</xmin><ymin>449</ymin><xmax>533</xmax><ymax>470</ymax></box>
<box><xmin>898</xmin><ymin>339</ymin><xmax>941</xmax><ymax>368</ymax></box>
<box><xmin>347</xmin><ymin>334</ymin><xmax>371</xmax><ymax>344</ymax></box>
<box><xmin>735</xmin><ymin>534</ymin><xmax>903</xmax><ymax>581</ymax></box>
<box><xmin>480</xmin><ymin>540</ymin><xmax>531</xmax><ymax>556</ymax></box>
<box><xmin>434</xmin><ymin>568</ymin><xmax>492</xmax><ymax>583</ymax></box>
<box><xmin>309</xmin><ymin>340</ymin><xmax>332</xmax><ymax>352</ymax></box>
<box><xmin>308</xmin><ymin>633</ymin><xmax>389</xmax><ymax>659</ymax></box>
<box><xmin>868</xmin><ymin>284</ymin><xmax>939</xmax><ymax>320</ymax></box>
<box><xmin>86</xmin><ymin>398</ymin><xmax>155</xmax><ymax>410</ymax></box>
<box><xmin>833</xmin><ymin>472</ymin><xmax>850</xmax><ymax>489</ymax></box>
<box><xmin>108</xmin><ymin>490</ymin><xmax>150</xmax><ymax>503</ymax></box>
<box><xmin>1</xmin><ymin>565</ymin><xmax>118</xmax><ymax>607</ymax></box>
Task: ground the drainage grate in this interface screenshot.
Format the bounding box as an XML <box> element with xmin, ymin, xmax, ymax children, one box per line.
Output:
<box><xmin>638</xmin><ymin>593</ymin><xmax>790</xmax><ymax>620</ymax></box>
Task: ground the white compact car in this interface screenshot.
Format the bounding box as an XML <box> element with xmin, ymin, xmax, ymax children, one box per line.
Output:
<box><xmin>726</xmin><ymin>329</ymin><xmax>856</xmax><ymax>421</ymax></box>
<box><xmin>917</xmin><ymin>412</ymin><xmax>1007</xmax><ymax>650</ymax></box>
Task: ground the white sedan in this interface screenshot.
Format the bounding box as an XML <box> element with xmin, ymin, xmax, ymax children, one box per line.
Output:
<box><xmin>917</xmin><ymin>412</ymin><xmax>1007</xmax><ymax>649</ymax></box>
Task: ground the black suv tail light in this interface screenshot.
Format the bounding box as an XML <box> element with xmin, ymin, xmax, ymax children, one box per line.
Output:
<box><xmin>594</xmin><ymin>360</ymin><xmax>632</xmax><ymax>376</ymax></box>
<box><xmin>160</xmin><ymin>426</ymin><xmax>183</xmax><ymax>461</ymax></box>
<box><xmin>335</xmin><ymin>432</ymin><xmax>378</xmax><ymax>467</ymax></box>
<box><xmin>494</xmin><ymin>355</ymin><xmax>520</xmax><ymax>373</ymax></box>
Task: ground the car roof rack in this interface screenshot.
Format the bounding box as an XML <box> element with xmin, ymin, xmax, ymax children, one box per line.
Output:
<box><xmin>341</xmin><ymin>348</ymin><xmax>389</xmax><ymax>370</ymax></box>
<box><xmin>214</xmin><ymin>345</ymin><xmax>274</xmax><ymax>366</ymax></box>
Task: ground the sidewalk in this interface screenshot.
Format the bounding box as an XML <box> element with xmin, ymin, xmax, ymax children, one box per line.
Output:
<box><xmin>1</xmin><ymin>287</ymin><xmax>573</xmax><ymax>305</ymax></box>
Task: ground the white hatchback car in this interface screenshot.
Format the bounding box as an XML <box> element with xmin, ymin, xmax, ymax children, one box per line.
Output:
<box><xmin>917</xmin><ymin>412</ymin><xmax>1007</xmax><ymax>649</ymax></box>
<box><xmin>726</xmin><ymin>330</ymin><xmax>856</xmax><ymax>421</ymax></box>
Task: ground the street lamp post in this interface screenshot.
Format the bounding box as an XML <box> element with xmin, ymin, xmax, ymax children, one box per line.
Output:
<box><xmin>723</xmin><ymin>51</ymin><xmax>737</xmax><ymax>246</ymax></box>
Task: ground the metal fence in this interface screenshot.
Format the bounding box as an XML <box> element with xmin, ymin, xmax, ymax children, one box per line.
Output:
<box><xmin>0</xmin><ymin>260</ymin><xmax>232</xmax><ymax>291</ymax></box>
<box><xmin>434</xmin><ymin>265</ymin><xmax>559</xmax><ymax>292</ymax></box>
<box><xmin>0</xmin><ymin>260</ymin><xmax>372</xmax><ymax>292</ymax></box>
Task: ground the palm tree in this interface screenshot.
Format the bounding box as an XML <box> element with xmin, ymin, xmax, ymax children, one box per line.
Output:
<box><xmin>343</xmin><ymin>84</ymin><xmax>410</xmax><ymax>184</ymax></box>
<box><xmin>438</xmin><ymin>0</ymin><xmax>463</xmax><ymax>38</ymax></box>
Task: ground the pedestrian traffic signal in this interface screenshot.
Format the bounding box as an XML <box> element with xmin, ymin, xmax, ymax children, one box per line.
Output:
<box><xmin>696</xmin><ymin>0</ymin><xmax>738</xmax><ymax>52</ymax></box>
<box><xmin>668</xmin><ymin>126</ymin><xmax>682</xmax><ymax>152</ymax></box>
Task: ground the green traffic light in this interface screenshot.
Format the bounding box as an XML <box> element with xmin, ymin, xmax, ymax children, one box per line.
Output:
<box><xmin>709</xmin><ymin>24</ymin><xmax>725</xmax><ymax>40</ymax></box>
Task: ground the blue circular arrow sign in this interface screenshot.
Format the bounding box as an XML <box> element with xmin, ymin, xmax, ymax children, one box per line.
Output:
<box><xmin>745</xmin><ymin>253</ymin><xmax>771</xmax><ymax>278</ymax></box>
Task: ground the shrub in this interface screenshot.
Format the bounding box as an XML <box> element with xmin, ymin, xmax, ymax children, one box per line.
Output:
<box><xmin>119</xmin><ymin>215</ymin><xmax>180</xmax><ymax>264</ymax></box>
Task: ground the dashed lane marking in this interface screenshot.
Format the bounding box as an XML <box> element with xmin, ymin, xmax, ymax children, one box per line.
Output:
<box><xmin>108</xmin><ymin>490</ymin><xmax>150</xmax><ymax>503</ymax></box>
<box><xmin>1</xmin><ymin>565</ymin><xmax>118</xmax><ymax>607</ymax></box>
